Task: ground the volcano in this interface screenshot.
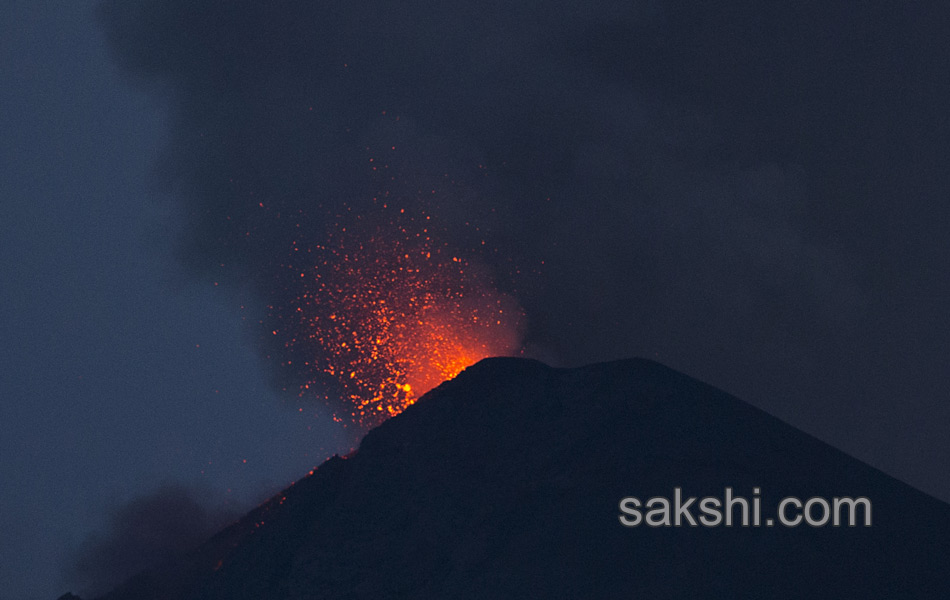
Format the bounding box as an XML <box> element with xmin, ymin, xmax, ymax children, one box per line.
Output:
<box><xmin>72</xmin><ymin>358</ymin><xmax>949</xmax><ymax>599</ymax></box>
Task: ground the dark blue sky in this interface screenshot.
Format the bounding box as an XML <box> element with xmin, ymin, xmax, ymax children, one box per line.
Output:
<box><xmin>0</xmin><ymin>4</ymin><xmax>348</xmax><ymax>599</ymax></box>
<box><xmin>4</xmin><ymin>2</ymin><xmax>950</xmax><ymax>599</ymax></box>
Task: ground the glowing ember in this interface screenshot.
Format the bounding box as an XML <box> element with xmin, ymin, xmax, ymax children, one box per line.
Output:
<box><xmin>281</xmin><ymin>204</ymin><xmax>523</xmax><ymax>428</ymax></box>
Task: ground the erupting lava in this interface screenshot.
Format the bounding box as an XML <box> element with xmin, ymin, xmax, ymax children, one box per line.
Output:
<box><xmin>281</xmin><ymin>204</ymin><xmax>523</xmax><ymax>428</ymax></box>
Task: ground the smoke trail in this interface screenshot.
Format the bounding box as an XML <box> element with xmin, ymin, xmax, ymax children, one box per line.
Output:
<box><xmin>65</xmin><ymin>484</ymin><xmax>238</xmax><ymax>597</ymax></box>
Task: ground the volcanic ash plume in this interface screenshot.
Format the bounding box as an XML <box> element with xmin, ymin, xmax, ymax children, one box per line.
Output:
<box><xmin>272</xmin><ymin>203</ymin><xmax>524</xmax><ymax>429</ymax></box>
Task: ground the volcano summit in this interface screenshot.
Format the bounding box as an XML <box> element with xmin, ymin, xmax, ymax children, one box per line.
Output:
<box><xmin>69</xmin><ymin>358</ymin><xmax>949</xmax><ymax>599</ymax></box>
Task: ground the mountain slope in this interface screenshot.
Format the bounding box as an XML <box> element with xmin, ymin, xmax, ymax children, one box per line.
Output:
<box><xmin>93</xmin><ymin>358</ymin><xmax>950</xmax><ymax>599</ymax></box>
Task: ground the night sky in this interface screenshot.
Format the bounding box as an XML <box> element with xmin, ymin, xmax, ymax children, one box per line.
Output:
<box><xmin>3</xmin><ymin>2</ymin><xmax>950</xmax><ymax>599</ymax></box>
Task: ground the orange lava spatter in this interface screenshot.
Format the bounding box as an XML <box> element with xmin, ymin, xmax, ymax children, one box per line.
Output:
<box><xmin>282</xmin><ymin>205</ymin><xmax>522</xmax><ymax>429</ymax></box>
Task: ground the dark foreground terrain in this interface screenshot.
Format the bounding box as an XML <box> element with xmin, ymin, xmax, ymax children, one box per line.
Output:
<box><xmin>70</xmin><ymin>358</ymin><xmax>949</xmax><ymax>599</ymax></box>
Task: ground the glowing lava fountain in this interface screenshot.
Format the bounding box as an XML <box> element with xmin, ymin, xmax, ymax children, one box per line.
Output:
<box><xmin>280</xmin><ymin>205</ymin><xmax>523</xmax><ymax>428</ymax></box>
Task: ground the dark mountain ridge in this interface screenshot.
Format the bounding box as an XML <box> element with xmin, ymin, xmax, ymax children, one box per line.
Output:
<box><xmin>83</xmin><ymin>358</ymin><xmax>948</xmax><ymax>599</ymax></box>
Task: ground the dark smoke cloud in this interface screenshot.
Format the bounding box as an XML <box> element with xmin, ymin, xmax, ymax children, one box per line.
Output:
<box><xmin>65</xmin><ymin>484</ymin><xmax>238</xmax><ymax>597</ymax></box>
<box><xmin>99</xmin><ymin>2</ymin><xmax>950</xmax><ymax>496</ymax></box>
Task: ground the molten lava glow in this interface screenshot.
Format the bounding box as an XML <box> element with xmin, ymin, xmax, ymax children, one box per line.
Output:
<box><xmin>283</xmin><ymin>205</ymin><xmax>522</xmax><ymax>428</ymax></box>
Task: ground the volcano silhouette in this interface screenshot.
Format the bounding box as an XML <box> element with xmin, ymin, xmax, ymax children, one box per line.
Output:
<box><xmin>80</xmin><ymin>358</ymin><xmax>949</xmax><ymax>599</ymax></box>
